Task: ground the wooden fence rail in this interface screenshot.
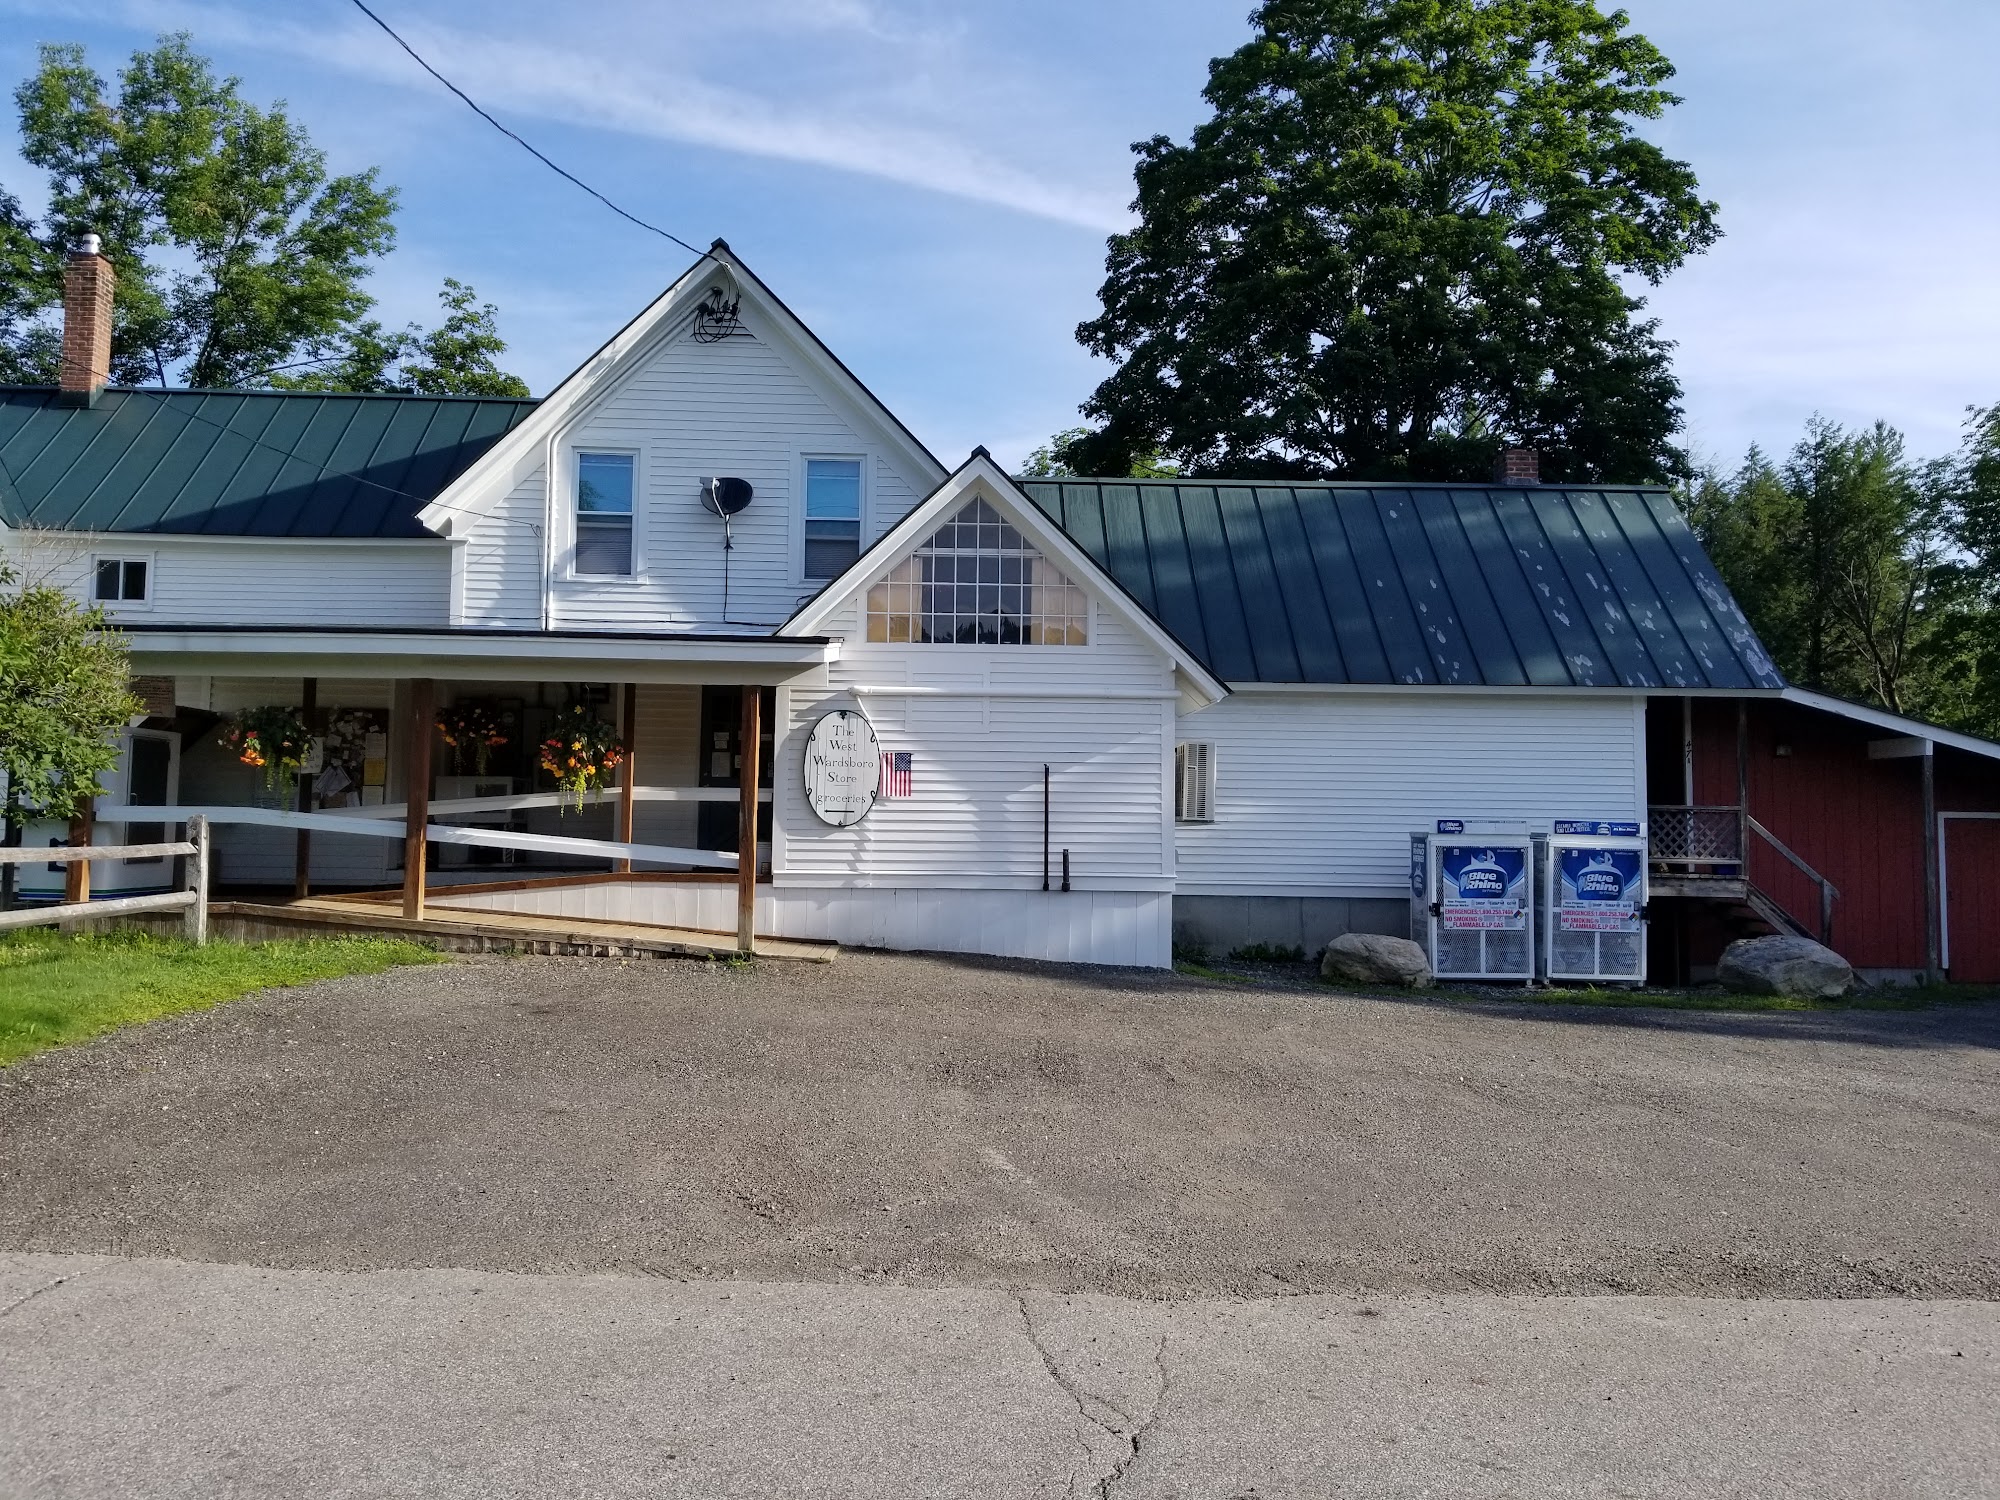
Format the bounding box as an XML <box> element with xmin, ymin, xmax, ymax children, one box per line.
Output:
<box><xmin>0</xmin><ymin>815</ymin><xmax>209</xmax><ymax>943</ymax></box>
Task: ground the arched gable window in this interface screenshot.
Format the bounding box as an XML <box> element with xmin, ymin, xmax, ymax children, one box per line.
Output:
<box><xmin>865</xmin><ymin>498</ymin><xmax>1087</xmax><ymax>645</ymax></box>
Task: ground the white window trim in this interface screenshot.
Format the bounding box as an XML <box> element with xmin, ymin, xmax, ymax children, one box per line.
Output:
<box><xmin>90</xmin><ymin>550</ymin><xmax>156</xmax><ymax>611</ymax></box>
<box><xmin>560</xmin><ymin>444</ymin><xmax>647</xmax><ymax>585</ymax></box>
<box><xmin>1174</xmin><ymin>740</ymin><xmax>1216</xmax><ymax>824</ymax></box>
<box><xmin>798</xmin><ymin>451</ymin><xmax>867</xmax><ymax>586</ymax></box>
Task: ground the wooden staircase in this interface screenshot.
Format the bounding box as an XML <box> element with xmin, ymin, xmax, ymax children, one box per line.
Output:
<box><xmin>1648</xmin><ymin>806</ymin><xmax>1839</xmax><ymax>947</ymax></box>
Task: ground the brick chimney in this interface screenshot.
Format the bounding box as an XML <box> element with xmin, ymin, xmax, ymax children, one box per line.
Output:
<box><xmin>1494</xmin><ymin>445</ymin><xmax>1539</xmax><ymax>486</ymax></box>
<box><xmin>59</xmin><ymin>233</ymin><xmax>115</xmax><ymax>406</ymax></box>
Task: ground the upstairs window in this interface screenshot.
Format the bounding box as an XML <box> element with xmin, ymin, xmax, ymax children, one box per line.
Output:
<box><xmin>865</xmin><ymin>497</ymin><xmax>1087</xmax><ymax>645</ymax></box>
<box><xmin>574</xmin><ymin>452</ymin><xmax>635</xmax><ymax>576</ymax></box>
<box><xmin>805</xmin><ymin>458</ymin><xmax>862</xmax><ymax>580</ymax></box>
<box><xmin>93</xmin><ymin>556</ymin><xmax>149</xmax><ymax>604</ymax></box>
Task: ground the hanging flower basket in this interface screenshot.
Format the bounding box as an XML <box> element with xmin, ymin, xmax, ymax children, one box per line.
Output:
<box><xmin>224</xmin><ymin>705</ymin><xmax>312</xmax><ymax>792</ymax></box>
<box><xmin>437</xmin><ymin>700</ymin><xmax>510</xmax><ymax>775</ymax></box>
<box><xmin>538</xmin><ymin>703</ymin><xmax>626</xmax><ymax>812</ymax></box>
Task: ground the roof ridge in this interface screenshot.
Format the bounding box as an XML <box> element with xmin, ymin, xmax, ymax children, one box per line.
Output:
<box><xmin>1020</xmin><ymin>475</ymin><xmax>1672</xmax><ymax>492</ymax></box>
<box><xmin>0</xmin><ymin>385</ymin><xmax>540</xmax><ymax>404</ymax></box>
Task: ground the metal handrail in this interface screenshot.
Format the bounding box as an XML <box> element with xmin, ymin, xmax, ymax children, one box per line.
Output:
<box><xmin>1747</xmin><ymin>816</ymin><xmax>1840</xmax><ymax>946</ymax></box>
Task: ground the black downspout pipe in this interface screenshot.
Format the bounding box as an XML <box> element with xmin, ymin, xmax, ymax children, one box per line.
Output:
<box><xmin>1042</xmin><ymin>764</ymin><xmax>1050</xmax><ymax>892</ymax></box>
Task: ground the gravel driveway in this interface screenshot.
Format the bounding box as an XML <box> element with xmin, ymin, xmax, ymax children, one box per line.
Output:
<box><xmin>1</xmin><ymin>952</ymin><xmax>1995</xmax><ymax>1298</ymax></box>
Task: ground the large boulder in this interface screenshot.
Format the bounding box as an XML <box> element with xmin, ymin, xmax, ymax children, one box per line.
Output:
<box><xmin>1321</xmin><ymin>932</ymin><xmax>1433</xmax><ymax>989</ymax></box>
<box><xmin>1716</xmin><ymin>935</ymin><xmax>1855</xmax><ymax>999</ymax></box>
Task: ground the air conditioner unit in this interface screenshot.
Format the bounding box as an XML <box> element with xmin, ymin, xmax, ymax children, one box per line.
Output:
<box><xmin>1411</xmin><ymin>822</ymin><xmax>1536</xmax><ymax>981</ymax></box>
<box><xmin>1539</xmin><ymin>822</ymin><xmax>1649</xmax><ymax>984</ymax></box>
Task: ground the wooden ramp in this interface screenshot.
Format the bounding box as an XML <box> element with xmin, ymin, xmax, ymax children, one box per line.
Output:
<box><xmin>211</xmin><ymin>896</ymin><xmax>836</xmax><ymax>962</ymax></box>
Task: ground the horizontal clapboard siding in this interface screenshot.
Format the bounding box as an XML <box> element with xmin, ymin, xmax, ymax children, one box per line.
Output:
<box><xmin>519</xmin><ymin>317</ymin><xmax>926</xmax><ymax>632</ymax></box>
<box><xmin>455</xmin><ymin>464</ymin><xmax>546</xmax><ymax>628</ymax></box>
<box><xmin>1174</xmin><ymin>692</ymin><xmax>1645</xmax><ymax>895</ymax></box>
<box><xmin>775</xmin><ymin>599</ymin><xmax>1177</xmax><ymax>888</ymax></box>
<box><xmin>26</xmin><ymin>537</ymin><xmax>450</xmax><ymax>626</ymax></box>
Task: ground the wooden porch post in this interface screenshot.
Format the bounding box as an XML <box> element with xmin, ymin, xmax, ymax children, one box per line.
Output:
<box><xmin>616</xmin><ymin>682</ymin><xmax>638</xmax><ymax>875</ymax></box>
<box><xmin>62</xmin><ymin>800</ymin><xmax>93</xmax><ymax>905</ymax></box>
<box><xmin>1735</xmin><ymin>700</ymin><xmax>1750</xmax><ymax>873</ymax></box>
<box><xmin>403</xmin><ymin>679</ymin><xmax>435</xmax><ymax>921</ymax></box>
<box><xmin>1922</xmin><ymin>741</ymin><xmax>1941</xmax><ymax>982</ymax></box>
<box><xmin>293</xmin><ymin>677</ymin><xmax>317</xmax><ymax>900</ymax></box>
<box><xmin>736</xmin><ymin>686</ymin><xmax>760</xmax><ymax>955</ymax></box>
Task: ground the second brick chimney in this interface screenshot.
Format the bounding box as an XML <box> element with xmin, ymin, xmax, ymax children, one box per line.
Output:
<box><xmin>1494</xmin><ymin>445</ymin><xmax>1540</xmax><ymax>486</ymax></box>
<box><xmin>59</xmin><ymin>233</ymin><xmax>115</xmax><ymax>406</ymax></box>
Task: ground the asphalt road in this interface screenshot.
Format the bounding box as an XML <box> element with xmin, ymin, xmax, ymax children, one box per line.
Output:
<box><xmin>4</xmin><ymin>1253</ymin><xmax>1995</xmax><ymax>1499</ymax></box>
<box><xmin>0</xmin><ymin>952</ymin><xmax>1994</xmax><ymax>1298</ymax></box>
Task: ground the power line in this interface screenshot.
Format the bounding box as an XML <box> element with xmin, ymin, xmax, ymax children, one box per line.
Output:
<box><xmin>345</xmin><ymin>0</ymin><xmax>712</xmax><ymax>261</ymax></box>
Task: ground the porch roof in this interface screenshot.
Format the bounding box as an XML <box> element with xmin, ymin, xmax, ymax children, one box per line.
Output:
<box><xmin>121</xmin><ymin>624</ymin><xmax>837</xmax><ymax>685</ymax></box>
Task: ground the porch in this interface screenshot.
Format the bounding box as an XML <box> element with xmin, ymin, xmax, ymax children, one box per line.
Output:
<box><xmin>55</xmin><ymin>626</ymin><xmax>840</xmax><ymax>957</ymax></box>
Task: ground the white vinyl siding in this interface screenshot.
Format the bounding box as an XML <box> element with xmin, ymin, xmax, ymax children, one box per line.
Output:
<box><xmin>775</xmin><ymin>596</ymin><xmax>1177</xmax><ymax>891</ymax></box>
<box><xmin>535</xmin><ymin>314</ymin><xmax>931</xmax><ymax>632</ymax></box>
<box><xmin>455</xmin><ymin>463</ymin><xmax>546</xmax><ymax>628</ymax></box>
<box><xmin>26</xmin><ymin>537</ymin><xmax>451</xmax><ymax>626</ymax></box>
<box><xmin>1172</xmin><ymin>692</ymin><xmax>1646</xmax><ymax>896</ymax></box>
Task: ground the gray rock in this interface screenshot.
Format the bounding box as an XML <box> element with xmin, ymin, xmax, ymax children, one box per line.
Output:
<box><xmin>1321</xmin><ymin>932</ymin><xmax>1433</xmax><ymax>989</ymax></box>
<box><xmin>1716</xmin><ymin>935</ymin><xmax>1855</xmax><ymax>999</ymax></box>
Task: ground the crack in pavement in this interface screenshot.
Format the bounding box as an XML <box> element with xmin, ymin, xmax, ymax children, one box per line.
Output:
<box><xmin>0</xmin><ymin>1264</ymin><xmax>99</xmax><ymax>1323</ymax></box>
<box><xmin>1012</xmin><ymin>1291</ymin><xmax>1171</xmax><ymax>1499</ymax></box>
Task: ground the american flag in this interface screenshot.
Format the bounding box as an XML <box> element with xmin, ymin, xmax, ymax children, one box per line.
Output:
<box><xmin>880</xmin><ymin>751</ymin><xmax>912</xmax><ymax>797</ymax></box>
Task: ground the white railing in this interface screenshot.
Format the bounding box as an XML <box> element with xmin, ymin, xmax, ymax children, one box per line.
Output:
<box><xmin>93</xmin><ymin>798</ymin><xmax>740</xmax><ymax>872</ymax></box>
<box><xmin>0</xmin><ymin>815</ymin><xmax>210</xmax><ymax>941</ymax></box>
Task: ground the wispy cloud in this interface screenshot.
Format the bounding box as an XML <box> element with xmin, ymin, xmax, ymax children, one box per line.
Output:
<box><xmin>0</xmin><ymin>0</ymin><xmax>1128</xmax><ymax>230</ymax></box>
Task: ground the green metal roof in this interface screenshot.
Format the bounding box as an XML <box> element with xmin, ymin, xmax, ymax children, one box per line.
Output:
<box><xmin>0</xmin><ymin>387</ymin><xmax>537</xmax><ymax>538</ymax></box>
<box><xmin>1020</xmin><ymin>480</ymin><xmax>1786</xmax><ymax>691</ymax></box>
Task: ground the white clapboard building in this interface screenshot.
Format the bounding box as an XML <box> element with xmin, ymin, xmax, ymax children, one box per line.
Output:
<box><xmin>12</xmin><ymin>238</ymin><xmax>1994</xmax><ymax>976</ymax></box>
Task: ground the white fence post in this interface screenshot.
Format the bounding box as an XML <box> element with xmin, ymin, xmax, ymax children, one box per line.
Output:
<box><xmin>184</xmin><ymin>814</ymin><xmax>210</xmax><ymax>945</ymax></box>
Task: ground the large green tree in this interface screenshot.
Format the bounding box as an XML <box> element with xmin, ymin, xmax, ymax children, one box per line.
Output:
<box><xmin>1686</xmin><ymin>416</ymin><xmax>1991</xmax><ymax>732</ymax></box>
<box><xmin>0</xmin><ymin>34</ymin><xmax>525</xmax><ymax>395</ymax></box>
<box><xmin>1064</xmin><ymin>0</ymin><xmax>1719</xmax><ymax>483</ymax></box>
<box><xmin>271</xmin><ymin>279</ymin><xmax>529</xmax><ymax>397</ymax></box>
<box><xmin>0</xmin><ymin>560</ymin><xmax>140</xmax><ymax>891</ymax></box>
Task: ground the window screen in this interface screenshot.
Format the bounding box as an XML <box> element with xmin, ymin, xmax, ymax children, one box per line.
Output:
<box><xmin>864</xmin><ymin>498</ymin><xmax>1087</xmax><ymax>645</ymax></box>
<box><xmin>575</xmin><ymin>453</ymin><xmax>635</xmax><ymax>576</ymax></box>
<box><xmin>805</xmin><ymin>459</ymin><xmax>862</xmax><ymax>579</ymax></box>
<box><xmin>93</xmin><ymin>558</ymin><xmax>148</xmax><ymax>602</ymax></box>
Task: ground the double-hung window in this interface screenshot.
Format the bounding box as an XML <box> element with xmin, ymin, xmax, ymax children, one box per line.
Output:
<box><xmin>804</xmin><ymin>458</ymin><xmax>862</xmax><ymax>580</ymax></box>
<box><xmin>574</xmin><ymin>452</ymin><xmax>635</xmax><ymax>577</ymax></box>
<box><xmin>93</xmin><ymin>556</ymin><xmax>149</xmax><ymax>604</ymax></box>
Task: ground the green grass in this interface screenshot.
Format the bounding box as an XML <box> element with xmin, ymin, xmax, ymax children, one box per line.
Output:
<box><xmin>0</xmin><ymin>929</ymin><xmax>441</xmax><ymax>1066</ymax></box>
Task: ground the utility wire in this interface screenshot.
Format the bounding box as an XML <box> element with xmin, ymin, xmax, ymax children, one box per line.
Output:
<box><xmin>345</xmin><ymin>0</ymin><xmax>712</xmax><ymax>261</ymax></box>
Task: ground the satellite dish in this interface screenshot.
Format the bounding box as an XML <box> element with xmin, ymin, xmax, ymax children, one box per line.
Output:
<box><xmin>701</xmin><ymin>477</ymin><xmax>753</xmax><ymax>516</ymax></box>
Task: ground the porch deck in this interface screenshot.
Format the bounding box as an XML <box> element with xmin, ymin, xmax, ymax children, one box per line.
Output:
<box><xmin>210</xmin><ymin>894</ymin><xmax>836</xmax><ymax>962</ymax></box>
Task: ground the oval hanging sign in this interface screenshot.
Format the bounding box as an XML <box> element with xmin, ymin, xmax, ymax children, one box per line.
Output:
<box><xmin>803</xmin><ymin>709</ymin><xmax>882</xmax><ymax>827</ymax></box>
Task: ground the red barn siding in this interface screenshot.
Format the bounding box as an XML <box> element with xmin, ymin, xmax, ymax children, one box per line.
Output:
<box><xmin>1685</xmin><ymin>699</ymin><xmax>2000</xmax><ymax>972</ymax></box>
<box><xmin>1944</xmin><ymin>818</ymin><xmax>2000</xmax><ymax>981</ymax></box>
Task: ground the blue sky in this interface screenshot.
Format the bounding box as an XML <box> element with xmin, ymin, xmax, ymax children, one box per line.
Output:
<box><xmin>1</xmin><ymin>0</ymin><xmax>1995</xmax><ymax>474</ymax></box>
